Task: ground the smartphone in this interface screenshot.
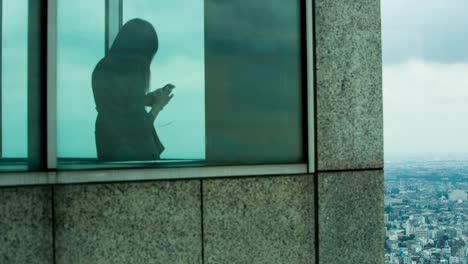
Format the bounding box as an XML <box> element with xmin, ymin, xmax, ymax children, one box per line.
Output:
<box><xmin>163</xmin><ymin>84</ymin><xmax>175</xmax><ymax>93</ymax></box>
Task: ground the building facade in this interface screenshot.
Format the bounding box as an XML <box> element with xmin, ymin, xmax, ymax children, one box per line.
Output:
<box><xmin>0</xmin><ymin>0</ymin><xmax>383</xmax><ymax>263</ymax></box>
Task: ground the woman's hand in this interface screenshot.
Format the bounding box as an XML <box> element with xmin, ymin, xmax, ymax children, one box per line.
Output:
<box><xmin>146</xmin><ymin>83</ymin><xmax>175</xmax><ymax>106</ymax></box>
<box><xmin>148</xmin><ymin>83</ymin><xmax>175</xmax><ymax>121</ymax></box>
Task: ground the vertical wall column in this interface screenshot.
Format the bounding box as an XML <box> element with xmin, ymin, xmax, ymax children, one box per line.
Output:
<box><xmin>315</xmin><ymin>0</ymin><xmax>384</xmax><ymax>263</ymax></box>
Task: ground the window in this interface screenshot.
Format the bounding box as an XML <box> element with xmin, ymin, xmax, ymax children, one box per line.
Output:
<box><xmin>122</xmin><ymin>0</ymin><xmax>205</xmax><ymax>162</ymax></box>
<box><xmin>2</xmin><ymin>0</ymin><xmax>28</xmax><ymax>159</ymax></box>
<box><xmin>57</xmin><ymin>0</ymin><xmax>306</xmax><ymax>168</ymax></box>
<box><xmin>0</xmin><ymin>0</ymin><xmax>43</xmax><ymax>171</ymax></box>
<box><xmin>56</xmin><ymin>0</ymin><xmax>105</xmax><ymax>161</ymax></box>
<box><xmin>0</xmin><ymin>0</ymin><xmax>314</xmax><ymax>181</ymax></box>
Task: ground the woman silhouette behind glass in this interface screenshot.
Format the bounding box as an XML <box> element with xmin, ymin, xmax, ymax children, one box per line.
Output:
<box><xmin>92</xmin><ymin>18</ymin><xmax>174</xmax><ymax>161</ymax></box>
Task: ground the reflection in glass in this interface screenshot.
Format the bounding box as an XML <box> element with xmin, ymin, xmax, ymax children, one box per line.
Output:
<box><xmin>92</xmin><ymin>19</ymin><xmax>173</xmax><ymax>161</ymax></box>
<box><xmin>57</xmin><ymin>0</ymin><xmax>104</xmax><ymax>159</ymax></box>
<box><xmin>58</xmin><ymin>0</ymin><xmax>304</xmax><ymax>167</ymax></box>
<box><xmin>205</xmin><ymin>0</ymin><xmax>304</xmax><ymax>163</ymax></box>
<box><xmin>1</xmin><ymin>0</ymin><xmax>28</xmax><ymax>158</ymax></box>
<box><xmin>123</xmin><ymin>0</ymin><xmax>206</xmax><ymax>161</ymax></box>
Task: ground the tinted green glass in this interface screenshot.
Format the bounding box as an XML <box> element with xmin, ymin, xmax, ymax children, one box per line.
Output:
<box><xmin>123</xmin><ymin>0</ymin><xmax>206</xmax><ymax>161</ymax></box>
<box><xmin>205</xmin><ymin>0</ymin><xmax>304</xmax><ymax>163</ymax></box>
<box><xmin>58</xmin><ymin>0</ymin><xmax>304</xmax><ymax>168</ymax></box>
<box><xmin>57</xmin><ymin>0</ymin><xmax>104</xmax><ymax>160</ymax></box>
<box><xmin>1</xmin><ymin>0</ymin><xmax>28</xmax><ymax>159</ymax></box>
<box><xmin>1</xmin><ymin>0</ymin><xmax>43</xmax><ymax>171</ymax></box>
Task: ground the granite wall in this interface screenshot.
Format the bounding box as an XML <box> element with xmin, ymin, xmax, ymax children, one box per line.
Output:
<box><xmin>315</xmin><ymin>0</ymin><xmax>384</xmax><ymax>263</ymax></box>
<box><xmin>0</xmin><ymin>186</ymin><xmax>53</xmax><ymax>264</ymax></box>
<box><xmin>54</xmin><ymin>181</ymin><xmax>202</xmax><ymax>264</ymax></box>
<box><xmin>0</xmin><ymin>0</ymin><xmax>383</xmax><ymax>263</ymax></box>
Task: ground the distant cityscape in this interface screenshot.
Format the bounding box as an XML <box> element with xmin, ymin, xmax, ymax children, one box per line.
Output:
<box><xmin>385</xmin><ymin>160</ymin><xmax>468</xmax><ymax>264</ymax></box>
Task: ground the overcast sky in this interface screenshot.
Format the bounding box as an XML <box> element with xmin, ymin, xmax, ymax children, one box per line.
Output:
<box><xmin>382</xmin><ymin>0</ymin><xmax>468</xmax><ymax>161</ymax></box>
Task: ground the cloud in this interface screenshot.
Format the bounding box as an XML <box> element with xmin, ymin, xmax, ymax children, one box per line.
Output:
<box><xmin>151</xmin><ymin>55</ymin><xmax>204</xmax><ymax>92</ymax></box>
<box><xmin>123</xmin><ymin>0</ymin><xmax>206</xmax><ymax>159</ymax></box>
<box><xmin>382</xmin><ymin>0</ymin><xmax>468</xmax><ymax>64</ymax></box>
<box><xmin>57</xmin><ymin>0</ymin><xmax>105</xmax><ymax>38</ymax></box>
<box><xmin>56</xmin><ymin>17</ymin><xmax>104</xmax><ymax>157</ymax></box>
<box><xmin>2</xmin><ymin>1</ymin><xmax>28</xmax><ymax>157</ymax></box>
<box><xmin>149</xmin><ymin>54</ymin><xmax>205</xmax><ymax>159</ymax></box>
<box><xmin>383</xmin><ymin>60</ymin><xmax>468</xmax><ymax>159</ymax></box>
<box><xmin>2</xmin><ymin>0</ymin><xmax>28</xmax><ymax>36</ymax></box>
<box><xmin>124</xmin><ymin>0</ymin><xmax>204</xmax><ymax>36</ymax></box>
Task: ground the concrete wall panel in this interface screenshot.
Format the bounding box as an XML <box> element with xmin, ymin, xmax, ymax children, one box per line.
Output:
<box><xmin>203</xmin><ymin>175</ymin><xmax>315</xmax><ymax>264</ymax></box>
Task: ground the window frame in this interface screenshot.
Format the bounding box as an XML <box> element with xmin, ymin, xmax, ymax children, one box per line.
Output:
<box><xmin>0</xmin><ymin>0</ymin><xmax>3</xmax><ymax>159</ymax></box>
<box><xmin>0</xmin><ymin>0</ymin><xmax>315</xmax><ymax>186</ymax></box>
<box><xmin>0</xmin><ymin>0</ymin><xmax>46</xmax><ymax>170</ymax></box>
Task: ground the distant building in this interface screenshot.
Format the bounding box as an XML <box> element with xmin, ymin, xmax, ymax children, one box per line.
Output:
<box><xmin>449</xmin><ymin>190</ymin><xmax>467</xmax><ymax>201</ymax></box>
<box><xmin>387</xmin><ymin>229</ymin><xmax>405</xmax><ymax>241</ymax></box>
<box><xmin>400</xmin><ymin>179</ymin><xmax>406</xmax><ymax>192</ymax></box>
<box><xmin>405</xmin><ymin>221</ymin><xmax>414</xmax><ymax>236</ymax></box>
<box><xmin>415</xmin><ymin>228</ymin><xmax>428</xmax><ymax>239</ymax></box>
<box><xmin>442</xmin><ymin>244</ymin><xmax>451</xmax><ymax>255</ymax></box>
<box><xmin>402</xmin><ymin>256</ymin><xmax>410</xmax><ymax>264</ymax></box>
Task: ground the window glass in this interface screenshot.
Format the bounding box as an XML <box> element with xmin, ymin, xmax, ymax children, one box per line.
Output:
<box><xmin>57</xmin><ymin>0</ymin><xmax>105</xmax><ymax>160</ymax></box>
<box><xmin>58</xmin><ymin>0</ymin><xmax>304</xmax><ymax>168</ymax></box>
<box><xmin>123</xmin><ymin>0</ymin><xmax>206</xmax><ymax>160</ymax></box>
<box><xmin>204</xmin><ymin>0</ymin><xmax>304</xmax><ymax>163</ymax></box>
<box><xmin>1</xmin><ymin>0</ymin><xmax>42</xmax><ymax>171</ymax></box>
<box><xmin>1</xmin><ymin>0</ymin><xmax>28</xmax><ymax>159</ymax></box>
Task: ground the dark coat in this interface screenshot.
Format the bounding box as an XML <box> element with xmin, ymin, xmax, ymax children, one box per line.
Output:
<box><xmin>92</xmin><ymin>55</ymin><xmax>164</xmax><ymax>161</ymax></box>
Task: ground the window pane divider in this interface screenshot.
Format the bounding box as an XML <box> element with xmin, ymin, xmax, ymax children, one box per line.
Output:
<box><xmin>47</xmin><ymin>0</ymin><xmax>58</xmax><ymax>169</ymax></box>
<box><xmin>306</xmin><ymin>0</ymin><xmax>315</xmax><ymax>174</ymax></box>
<box><xmin>0</xmin><ymin>0</ymin><xmax>3</xmax><ymax>159</ymax></box>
